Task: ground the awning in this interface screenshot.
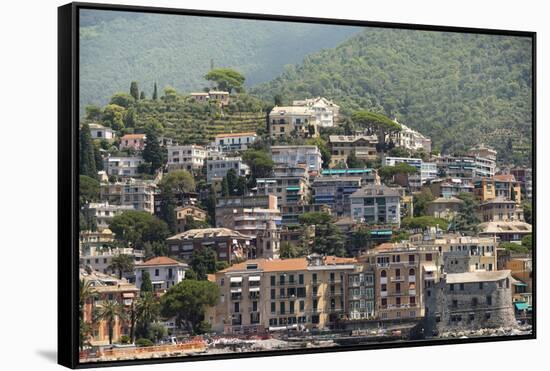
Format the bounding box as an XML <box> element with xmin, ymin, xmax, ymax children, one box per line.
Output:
<box><xmin>248</xmin><ymin>276</ymin><xmax>261</xmax><ymax>282</ymax></box>
<box><xmin>230</xmin><ymin>277</ymin><xmax>243</xmax><ymax>283</ymax></box>
<box><xmin>286</xmin><ymin>187</ymin><xmax>300</xmax><ymax>191</ymax></box>
<box><xmin>423</xmin><ymin>265</ymin><xmax>438</xmax><ymax>272</ymax></box>
<box><xmin>514</xmin><ymin>302</ymin><xmax>529</xmax><ymax>311</ymax></box>
<box><xmin>249</xmin><ymin>287</ymin><xmax>260</xmax><ymax>292</ymax></box>
<box><xmin>513</xmin><ymin>282</ymin><xmax>528</xmax><ymax>287</ymax></box>
<box><xmin>230</xmin><ymin>288</ymin><xmax>242</xmax><ymax>293</ymax></box>
<box><xmin>122</xmin><ymin>293</ymin><xmax>135</xmax><ymax>299</ymax></box>
<box><xmin>151</xmin><ymin>281</ymin><xmax>164</xmax><ymax>285</ymax></box>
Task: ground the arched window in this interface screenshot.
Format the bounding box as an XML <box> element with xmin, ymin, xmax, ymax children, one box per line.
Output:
<box><xmin>409</xmin><ymin>268</ymin><xmax>415</xmax><ymax>276</ymax></box>
<box><xmin>381</xmin><ymin>270</ymin><xmax>387</xmax><ymax>278</ymax></box>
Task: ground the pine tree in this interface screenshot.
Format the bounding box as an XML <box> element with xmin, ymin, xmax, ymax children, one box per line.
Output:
<box><xmin>130</xmin><ymin>81</ymin><xmax>140</xmax><ymax>100</ymax></box>
<box><xmin>79</xmin><ymin>123</ymin><xmax>97</xmax><ymax>178</ymax></box>
<box><xmin>152</xmin><ymin>82</ymin><xmax>158</xmax><ymax>100</ymax></box>
<box><xmin>142</xmin><ymin>127</ymin><xmax>165</xmax><ymax>174</ymax></box>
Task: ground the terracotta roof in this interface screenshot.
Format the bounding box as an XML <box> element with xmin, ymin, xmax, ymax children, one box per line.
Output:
<box><xmin>138</xmin><ymin>256</ymin><xmax>186</xmax><ymax>267</ymax></box>
<box><xmin>121</xmin><ymin>134</ymin><xmax>146</xmax><ymax>140</ymax></box>
<box><xmin>428</xmin><ymin>197</ymin><xmax>464</xmax><ymax>204</ymax></box>
<box><xmin>167</xmin><ymin>228</ymin><xmax>251</xmax><ymax>241</ymax></box>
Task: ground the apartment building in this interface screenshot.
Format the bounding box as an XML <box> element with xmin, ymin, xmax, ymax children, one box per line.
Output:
<box><xmin>270</xmin><ymin>145</ymin><xmax>323</xmax><ymax>173</ymax></box>
<box><xmin>346</xmin><ymin>267</ymin><xmax>376</xmax><ymax>320</ymax></box>
<box><xmin>256</xmin><ymin>165</ymin><xmax>310</xmax><ymax>207</ymax></box>
<box><xmin>206</xmin><ymin>154</ymin><xmax>250</xmax><ymax>183</ymax></box>
<box><xmin>206</xmin><ymin>254</ymin><xmax>357</xmax><ymax>335</ymax></box>
<box><xmin>328</xmin><ymin>135</ymin><xmax>378</xmax><ymax>167</ymax></box>
<box><xmin>103</xmin><ymin>156</ymin><xmax>144</xmax><ymax>177</ymax></box>
<box><xmin>350</xmin><ymin>185</ymin><xmax>402</xmax><ymax>226</ymax></box>
<box><xmin>190</xmin><ymin>91</ymin><xmax>230</xmax><ymax>106</ymax></box>
<box><xmin>437</xmin><ymin>153</ymin><xmax>496</xmax><ymax>180</ymax></box>
<box><xmin>477</xmin><ymin>198</ymin><xmax>524</xmax><ymax>222</ymax></box>
<box><xmin>80</xmin><ymin>246</ymin><xmax>144</xmax><ymax>280</ymax></box>
<box><xmin>321</xmin><ymin>168</ymin><xmax>380</xmax><ymax>186</ymax></box>
<box><xmin>425</xmin><ymin>197</ymin><xmax>464</xmax><ymax>220</ymax></box>
<box><xmin>391</xmin><ymin>122</ymin><xmax>432</xmax><ymax>153</ymax></box>
<box><xmin>311</xmin><ymin>176</ymin><xmax>362</xmax><ymax>217</ymax></box>
<box><xmin>426</xmin><ymin>177</ymin><xmax>474</xmax><ymax>198</ymax></box>
<box><xmin>280</xmin><ymin>204</ymin><xmax>332</xmax><ymax>226</ymax></box>
<box><xmin>214</xmin><ymin>132</ymin><xmax>257</xmax><ymax>152</ymax></box>
<box><xmin>361</xmin><ymin>244</ymin><xmax>439</xmax><ymax>321</ymax></box>
<box><xmin>269</xmin><ymin>106</ymin><xmax>319</xmax><ymax>139</ymax></box>
<box><xmin>100</xmin><ymin>180</ymin><xmax>156</xmax><ymax>214</ymax></box>
<box><xmin>292</xmin><ymin>97</ymin><xmax>340</xmax><ymax>127</ymax></box>
<box><xmin>474</xmin><ymin>175</ymin><xmax>522</xmax><ymax>203</ymax></box>
<box><xmin>166</xmin><ymin>228</ymin><xmax>252</xmax><ymax>263</ymax></box>
<box><xmin>80</xmin><ymin>269</ymin><xmax>139</xmax><ymax>346</ymax></box>
<box><xmin>166</xmin><ymin>145</ymin><xmax>207</xmax><ymax>172</ymax></box>
<box><xmin>134</xmin><ymin>256</ymin><xmax>187</xmax><ymax>292</ymax></box>
<box><xmin>82</xmin><ymin>202</ymin><xmax>134</xmax><ymax>231</ymax></box>
<box><xmin>383</xmin><ymin>156</ymin><xmax>437</xmax><ymax>189</ymax></box>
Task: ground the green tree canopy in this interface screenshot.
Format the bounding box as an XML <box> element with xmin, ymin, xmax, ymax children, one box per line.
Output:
<box><xmin>79</xmin><ymin>175</ymin><xmax>99</xmax><ymax>207</ymax></box>
<box><xmin>402</xmin><ymin>216</ymin><xmax>448</xmax><ymax>230</ymax></box>
<box><xmin>351</xmin><ymin>110</ymin><xmax>401</xmax><ymax>147</ymax></box>
<box><xmin>413</xmin><ymin>188</ymin><xmax>435</xmax><ymax>217</ymax></box>
<box><xmin>109</xmin><ymin>210</ymin><xmax>170</xmax><ymax>248</ymax></box>
<box><xmin>161</xmin><ymin>280</ymin><xmax>220</xmax><ymax>334</ymax></box>
<box><xmin>242</xmin><ymin>149</ymin><xmax>274</xmax><ymax>182</ymax></box>
<box><xmin>142</xmin><ymin>127</ymin><xmax>166</xmax><ymax>174</ymax></box>
<box><xmin>108</xmin><ymin>254</ymin><xmax>135</xmax><ymax>279</ymax></box>
<box><xmin>298</xmin><ymin>212</ymin><xmax>332</xmax><ymax>225</ymax></box>
<box><xmin>159</xmin><ymin>170</ymin><xmax>195</xmax><ymax>194</ymax></box>
<box><xmin>79</xmin><ymin>123</ymin><xmax>97</xmax><ymax>178</ymax></box>
<box><xmin>130</xmin><ymin>81</ymin><xmax>140</xmax><ymax>101</ymax></box>
<box><xmin>189</xmin><ymin>247</ymin><xmax>218</xmax><ymax>280</ymax></box>
<box><xmin>110</xmin><ymin>92</ymin><xmax>135</xmax><ymax>108</ymax></box>
<box><xmin>140</xmin><ymin>271</ymin><xmax>153</xmax><ymax>293</ymax></box>
<box><xmin>204</xmin><ymin>68</ymin><xmax>245</xmax><ymax>93</ymax></box>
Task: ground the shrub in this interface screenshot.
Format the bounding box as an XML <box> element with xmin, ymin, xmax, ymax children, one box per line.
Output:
<box><xmin>118</xmin><ymin>335</ymin><xmax>131</xmax><ymax>344</ymax></box>
<box><xmin>135</xmin><ymin>338</ymin><xmax>154</xmax><ymax>347</ymax></box>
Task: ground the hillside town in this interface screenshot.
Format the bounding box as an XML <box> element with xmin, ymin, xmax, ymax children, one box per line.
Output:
<box><xmin>78</xmin><ymin>86</ymin><xmax>533</xmax><ymax>362</ymax></box>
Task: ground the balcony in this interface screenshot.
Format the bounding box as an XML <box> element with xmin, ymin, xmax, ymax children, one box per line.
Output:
<box><xmin>329</xmin><ymin>291</ymin><xmax>344</xmax><ymax>296</ymax></box>
<box><xmin>390</xmin><ymin>276</ymin><xmax>404</xmax><ymax>282</ymax></box>
<box><xmin>408</xmin><ymin>275</ymin><xmax>416</xmax><ymax>282</ymax></box>
<box><xmin>380</xmin><ymin>277</ymin><xmax>388</xmax><ymax>284</ymax></box>
<box><xmin>409</xmin><ymin>289</ymin><xmax>417</xmax><ymax>296</ymax></box>
<box><xmin>380</xmin><ymin>291</ymin><xmax>388</xmax><ymax>297</ymax></box>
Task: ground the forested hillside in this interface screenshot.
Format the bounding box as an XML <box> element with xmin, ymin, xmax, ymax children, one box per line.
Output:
<box><xmin>79</xmin><ymin>9</ymin><xmax>360</xmax><ymax>110</ymax></box>
<box><xmin>252</xmin><ymin>28</ymin><xmax>533</xmax><ymax>165</ymax></box>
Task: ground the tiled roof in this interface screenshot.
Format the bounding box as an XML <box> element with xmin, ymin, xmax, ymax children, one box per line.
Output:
<box><xmin>167</xmin><ymin>228</ymin><xmax>251</xmax><ymax>241</ymax></box>
<box><xmin>121</xmin><ymin>134</ymin><xmax>146</xmax><ymax>140</ymax></box>
<box><xmin>493</xmin><ymin>174</ymin><xmax>516</xmax><ymax>182</ymax></box>
<box><xmin>218</xmin><ymin>256</ymin><xmax>357</xmax><ymax>274</ymax></box>
<box><xmin>215</xmin><ymin>132</ymin><xmax>257</xmax><ymax>138</ymax></box>
<box><xmin>138</xmin><ymin>256</ymin><xmax>186</xmax><ymax>267</ymax></box>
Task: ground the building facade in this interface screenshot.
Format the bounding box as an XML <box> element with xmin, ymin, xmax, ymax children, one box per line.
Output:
<box><xmin>100</xmin><ymin>180</ymin><xmax>156</xmax><ymax>214</ymax></box>
<box><xmin>134</xmin><ymin>256</ymin><xmax>187</xmax><ymax>292</ymax></box>
<box><xmin>167</xmin><ymin>145</ymin><xmax>207</xmax><ymax>172</ymax></box>
<box><xmin>269</xmin><ymin>106</ymin><xmax>318</xmax><ymax>139</ymax></box>
<box><xmin>270</xmin><ymin>145</ymin><xmax>323</xmax><ymax>173</ymax></box>
<box><xmin>311</xmin><ymin>176</ymin><xmax>362</xmax><ymax>217</ymax></box>
<box><xmin>214</xmin><ymin>132</ymin><xmax>257</xmax><ymax>152</ymax></box>
<box><xmin>350</xmin><ymin>185</ymin><xmax>402</xmax><ymax>226</ymax></box>
<box><xmin>328</xmin><ymin>135</ymin><xmax>378</xmax><ymax>167</ymax></box>
<box><xmin>206</xmin><ymin>154</ymin><xmax>250</xmax><ymax>183</ymax></box>
<box><xmin>104</xmin><ymin>156</ymin><xmax>144</xmax><ymax>177</ymax></box>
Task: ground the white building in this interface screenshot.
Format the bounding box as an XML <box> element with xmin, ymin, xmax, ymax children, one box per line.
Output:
<box><xmin>214</xmin><ymin>132</ymin><xmax>257</xmax><ymax>152</ymax></box>
<box><xmin>167</xmin><ymin>144</ymin><xmax>207</xmax><ymax>172</ymax></box>
<box><xmin>292</xmin><ymin>97</ymin><xmax>340</xmax><ymax>127</ymax></box>
<box><xmin>89</xmin><ymin>123</ymin><xmax>115</xmax><ymax>140</ymax></box>
<box><xmin>134</xmin><ymin>256</ymin><xmax>188</xmax><ymax>292</ymax></box>
<box><xmin>269</xmin><ymin>106</ymin><xmax>319</xmax><ymax>139</ymax></box>
<box><xmin>383</xmin><ymin>156</ymin><xmax>437</xmax><ymax>188</ymax></box>
<box><xmin>82</xmin><ymin>202</ymin><xmax>135</xmax><ymax>231</ymax></box>
<box><xmin>393</xmin><ymin>122</ymin><xmax>432</xmax><ymax>153</ymax></box>
<box><xmin>104</xmin><ymin>156</ymin><xmax>144</xmax><ymax>177</ymax></box>
<box><xmin>100</xmin><ymin>180</ymin><xmax>156</xmax><ymax>214</ymax></box>
<box><xmin>270</xmin><ymin>145</ymin><xmax>323</xmax><ymax>173</ymax></box>
<box><xmin>206</xmin><ymin>154</ymin><xmax>250</xmax><ymax>183</ymax></box>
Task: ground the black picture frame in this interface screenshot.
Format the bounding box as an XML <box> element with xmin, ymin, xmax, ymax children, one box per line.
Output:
<box><xmin>58</xmin><ymin>2</ymin><xmax>536</xmax><ymax>368</ymax></box>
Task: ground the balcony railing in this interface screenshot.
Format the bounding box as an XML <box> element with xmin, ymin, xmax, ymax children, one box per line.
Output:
<box><xmin>390</xmin><ymin>276</ymin><xmax>404</xmax><ymax>282</ymax></box>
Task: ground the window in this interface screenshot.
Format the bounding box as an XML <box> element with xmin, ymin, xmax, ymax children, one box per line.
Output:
<box><xmin>270</xmin><ymin>276</ymin><xmax>276</xmax><ymax>286</ymax></box>
<box><xmin>395</xmin><ymin>269</ymin><xmax>401</xmax><ymax>278</ymax></box>
<box><xmin>486</xmin><ymin>295</ymin><xmax>492</xmax><ymax>306</ymax></box>
<box><xmin>426</xmin><ymin>253</ymin><xmax>433</xmax><ymax>261</ymax></box>
<box><xmin>452</xmin><ymin>300</ymin><xmax>458</xmax><ymax>308</ymax></box>
<box><xmin>469</xmin><ymin>313</ymin><xmax>475</xmax><ymax>321</ymax></box>
<box><xmin>409</xmin><ymin>268</ymin><xmax>415</xmax><ymax>276</ymax></box>
<box><xmin>155</xmin><ymin>269</ymin><xmax>159</xmax><ymax>276</ymax></box>
<box><xmin>396</xmin><ymin>297</ymin><xmax>401</xmax><ymax>306</ymax></box>
<box><xmin>299</xmin><ymin>301</ymin><xmax>305</xmax><ymax>312</ymax></box>
<box><xmin>381</xmin><ymin>270</ymin><xmax>387</xmax><ymax>278</ymax></box>
<box><xmin>410</xmin><ymin>296</ymin><xmax>416</xmax><ymax>305</ymax></box>
<box><xmin>479</xmin><ymin>282</ymin><xmax>483</xmax><ymax>290</ymax></box>
<box><xmin>472</xmin><ymin>297</ymin><xmax>478</xmax><ymax>306</ymax></box>
<box><xmin>381</xmin><ymin>298</ymin><xmax>387</xmax><ymax>307</ymax></box>
<box><xmin>449</xmin><ymin>284</ymin><xmax>454</xmax><ymax>291</ymax></box>
<box><xmin>298</xmin><ymin>274</ymin><xmax>304</xmax><ymax>285</ymax></box>
<box><xmin>485</xmin><ymin>312</ymin><xmax>491</xmax><ymax>320</ymax></box>
<box><xmin>271</xmin><ymin>289</ymin><xmax>275</xmax><ymax>300</ymax></box>
<box><xmin>270</xmin><ymin>302</ymin><xmax>276</xmax><ymax>313</ymax></box>
<box><xmin>381</xmin><ymin>284</ymin><xmax>387</xmax><ymax>292</ymax></box>
<box><xmin>460</xmin><ymin>283</ymin><xmax>465</xmax><ymax>291</ymax></box>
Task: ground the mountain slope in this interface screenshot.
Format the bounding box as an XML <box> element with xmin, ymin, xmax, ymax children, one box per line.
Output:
<box><xmin>251</xmin><ymin>28</ymin><xmax>533</xmax><ymax>165</ymax></box>
<box><xmin>79</xmin><ymin>9</ymin><xmax>361</xmax><ymax>110</ymax></box>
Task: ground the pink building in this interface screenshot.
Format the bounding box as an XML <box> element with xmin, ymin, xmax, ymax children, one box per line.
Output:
<box><xmin>119</xmin><ymin>134</ymin><xmax>146</xmax><ymax>151</ymax></box>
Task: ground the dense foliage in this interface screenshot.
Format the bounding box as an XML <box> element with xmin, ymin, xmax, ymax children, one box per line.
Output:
<box><xmin>253</xmin><ymin>29</ymin><xmax>532</xmax><ymax>166</ymax></box>
<box><xmin>79</xmin><ymin>10</ymin><xmax>359</xmax><ymax>110</ymax></box>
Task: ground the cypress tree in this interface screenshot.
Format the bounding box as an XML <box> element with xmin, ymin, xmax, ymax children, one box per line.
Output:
<box><xmin>79</xmin><ymin>123</ymin><xmax>97</xmax><ymax>178</ymax></box>
<box><xmin>221</xmin><ymin>176</ymin><xmax>230</xmax><ymax>197</ymax></box>
<box><xmin>160</xmin><ymin>187</ymin><xmax>177</xmax><ymax>233</ymax></box>
<box><xmin>152</xmin><ymin>82</ymin><xmax>158</xmax><ymax>100</ymax></box>
<box><xmin>139</xmin><ymin>91</ymin><xmax>145</xmax><ymax>100</ymax></box>
<box><xmin>142</xmin><ymin>127</ymin><xmax>165</xmax><ymax>174</ymax></box>
<box><xmin>140</xmin><ymin>271</ymin><xmax>153</xmax><ymax>293</ymax></box>
<box><xmin>130</xmin><ymin>81</ymin><xmax>140</xmax><ymax>100</ymax></box>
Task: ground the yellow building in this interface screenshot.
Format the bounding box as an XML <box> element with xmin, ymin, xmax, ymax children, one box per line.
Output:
<box><xmin>206</xmin><ymin>255</ymin><xmax>357</xmax><ymax>334</ymax></box>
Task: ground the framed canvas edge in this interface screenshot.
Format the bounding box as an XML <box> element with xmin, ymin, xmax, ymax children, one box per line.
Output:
<box><xmin>57</xmin><ymin>2</ymin><xmax>537</xmax><ymax>369</ymax></box>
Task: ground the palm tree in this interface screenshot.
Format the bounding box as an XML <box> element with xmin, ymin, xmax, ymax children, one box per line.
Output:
<box><xmin>95</xmin><ymin>300</ymin><xmax>127</xmax><ymax>345</ymax></box>
<box><xmin>79</xmin><ymin>279</ymin><xmax>98</xmax><ymax>349</ymax></box>
<box><xmin>108</xmin><ymin>254</ymin><xmax>135</xmax><ymax>279</ymax></box>
<box><xmin>135</xmin><ymin>292</ymin><xmax>160</xmax><ymax>340</ymax></box>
